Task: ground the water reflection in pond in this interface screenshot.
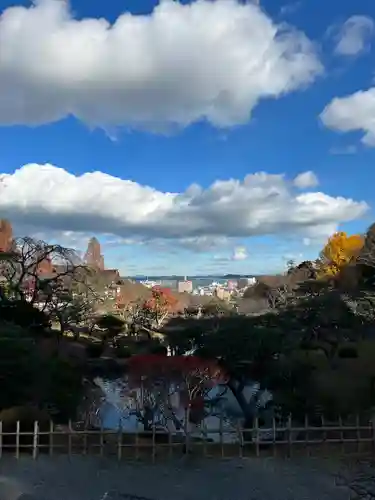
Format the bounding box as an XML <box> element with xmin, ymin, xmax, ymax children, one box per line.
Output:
<box><xmin>84</xmin><ymin>377</ymin><xmax>275</xmax><ymax>443</ymax></box>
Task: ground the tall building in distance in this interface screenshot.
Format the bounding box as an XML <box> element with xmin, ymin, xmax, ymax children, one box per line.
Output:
<box><xmin>238</xmin><ymin>277</ymin><xmax>256</xmax><ymax>289</ymax></box>
<box><xmin>177</xmin><ymin>276</ymin><xmax>193</xmax><ymax>294</ymax></box>
<box><xmin>0</xmin><ymin>219</ymin><xmax>13</xmax><ymax>252</ymax></box>
<box><xmin>84</xmin><ymin>237</ymin><xmax>105</xmax><ymax>270</ymax></box>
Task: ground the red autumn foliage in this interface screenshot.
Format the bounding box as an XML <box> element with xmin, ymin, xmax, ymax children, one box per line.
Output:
<box><xmin>127</xmin><ymin>354</ymin><xmax>227</xmax><ymax>408</ymax></box>
<box><xmin>128</xmin><ymin>353</ymin><xmax>223</xmax><ymax>377</ymax></box>
<box><xmin>143</xmin><ymin>286</ymin><xmax>176</xmax><ymax>310</ymax></box>
<box><xmin>142</xmin><ymin>286</ymin><xmax>178</xmax><ymax>324</ymax></box>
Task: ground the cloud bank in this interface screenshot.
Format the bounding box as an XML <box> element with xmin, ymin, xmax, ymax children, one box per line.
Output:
<box><xmin>321</xmin><ymin>15</ymin><xmax>375</xmax><ymax>145</ymax></box>
<box><xmin>0</xmin><ymin>0</ymin><xmax>322</xmax><ymax>132</ymax></box>
<box><xmin>0</xmin><ymin>164</ymin><xmax>368</xmax><ymax>244</ymax></box>
<box><xmin>334</xmin><ymin>15</ymin><xmax>374</xmax><ymax>56</ymax></box>
<box><xmin>293</xmin><ymin>170</ymin><xmax>319</xmax><ymax>189</ymax></box>
<box><xmin>321</xmin><ymin>88</ymin><xmax>375</xmax><ymax>146</ymax></box>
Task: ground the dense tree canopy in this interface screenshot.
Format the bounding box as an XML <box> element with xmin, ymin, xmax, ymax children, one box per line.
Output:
<box><xmin>2</xmin><ymin>227</ymin><xmax>375</xmax><ymax>434</ymax></box>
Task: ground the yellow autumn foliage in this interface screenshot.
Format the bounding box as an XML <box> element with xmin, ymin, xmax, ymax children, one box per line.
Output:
<box><xmin>319</xmin><ymin>231</ymin><xmax>364</xmax><ymax>277</ymax></box>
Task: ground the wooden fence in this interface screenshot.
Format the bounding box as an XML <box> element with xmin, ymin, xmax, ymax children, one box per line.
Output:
<box><xmin>1</xmin><ymin>416</ymin><xmax>375</xmax><ymax>461</ymax></box>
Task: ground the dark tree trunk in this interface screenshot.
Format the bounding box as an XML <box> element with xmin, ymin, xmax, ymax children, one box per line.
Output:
<box><xmin>227</xmin><ymin>378</ymin><xmax>257</xmax><ymax>429</ymax></box>
<box><xmin>143</xmin><ymin>406</ymin><xmax>154</xmax><ymax>432</ymax></box>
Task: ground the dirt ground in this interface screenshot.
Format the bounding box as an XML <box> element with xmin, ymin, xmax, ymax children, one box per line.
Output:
<box><xmin>0</xmin><ymin>454</ymin><xmax>352</xmax><ymax>500</ymax></box>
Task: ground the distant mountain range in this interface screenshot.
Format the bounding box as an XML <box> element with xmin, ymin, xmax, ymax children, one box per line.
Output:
<box><xmin>126</xmin><ymin>274</ymin><xmax>259</xmax><ymax>280</ymax></box>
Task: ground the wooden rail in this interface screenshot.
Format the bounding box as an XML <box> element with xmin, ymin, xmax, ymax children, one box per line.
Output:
<box><xmin>1</xmin><ymin>416</ymin><xmax>374</xmax><ymax>461</ymax></box>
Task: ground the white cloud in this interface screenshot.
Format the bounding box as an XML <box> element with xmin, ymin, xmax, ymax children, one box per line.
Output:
<box><xmin>322</xmin><ymin>16</ymin><xmax>375</xmax><ymax>145</ymax></box>
<box><xmin>0</xmin><ymin>0</ymin><xmax>322</xmax><ymax>132</ymax></box>
<box><xmin>0</xmin><ymin>164</ymin><xmax>368</xmax><ymax>245</ymax></box>
<box><xmin>293</xmin><ymin>171</ymin><xmax>319</xmax><ymax>189</ymax></box>
<box><xmin>321</xmin><ymin>88</ymin><xmax>375</xmax><ymax>146</ymax></box>
<box><xmin>334</xmin><ymin>15</ymin><xmax>374</xmax><ymax>56</ymax></box>
<box><xmin>279</xmin><ymin>2</ymin><xmax>302</xmax><ymax>18</ymax></box>
<box><xmin>232</xmin><ymin>246</ymin><xmax>248</xmax><ymax>261</ymax></box>
<box><xmin>329</xmin><ymin>145</ymin><xmax>357</xmax><ymax>155</ymax></box>
<box><xmin>176</xmin><ymin>236</ymin><xmax>229</xmax><ymax>252</ymax></box>
<box><xmin>303</xmin><ymin>237</ymin><xmax>311</xmax><ymax>246</ymax></box>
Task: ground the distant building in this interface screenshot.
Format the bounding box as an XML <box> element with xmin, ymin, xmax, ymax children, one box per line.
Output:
<box><xmin>238</xmin><ymin>277</ymin><xmax>256</xmax><ymax>289</ymax></box>
<box><xmin>215</xmin><ymin>287</ymin><xmax>231</xmax><ymax>301</ymax></box>
<box><xmin>227</xmin><ymin>279</ymin><xmax>237</xmax><ymax>291</ymax></box>
<box><xmin>0</xmin><ymin>219</ymin><xmax>13</xmax><ymax>252</ymax></box>
<box><xmin>177</xmin><ymin>278</ymin><xmax>193</xmax><ymax>294</ymax></box>
<box><xmin>36</xmin><ymin>254</ymin><xmax>55</xmax><ymax>276</ymax></box>
<box><xmin>100</xmin><ymin>269</ymin><xmax>120</xmax><ymax>283</ymax></box>
<box><xmin>84</xmin><ymin>237</ymin><xmax>105</xmax><ymax>271</ymax></box>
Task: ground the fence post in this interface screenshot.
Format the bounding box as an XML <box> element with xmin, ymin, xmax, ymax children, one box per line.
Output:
<box><xmin>152</xmin><ymin>421</ymin><xmax>156</xmax><ymax>463</ymax></box>
<box><xmin>184</xmin><ymin>407</ymin><xmax>190</xmax><ymax>455</ymax></box>
<box><xmin>356</xmin><ymin>414</ymin><xmax>361</xmax><ymax>454</ymax></box>
<box><xmin>15</xmin><ymin>420</ymin><xmax>20</xmax><ymax>459</ymax></box>
<box><xmin>220</xmin><ymin>411</ymin><xmax>224</xmax><ymax>458</ymax></box>
<box><xmin>304</xmin><ymin>414</ymin><xmax>309</xmax><ymax>457</ymax></box>
<box><xmin>83</xmin><ymin>418</ymin><xmax>88</xmax><ymax>455</ymax></box>
<box><xmin>237</xmin><ymin>422</ymin><xmax>243</xmax><ymax>458</ymax></box>
<box><xmin>49</xmin><ymin>421</ymin><xmax>54</xmax><ymax>456</ymax></box>
<box><xmin>202</xmin><ymin>419</ymin><xmax>207</xmax><ymax>458</ymax></box>
<box><xmin>99</xmin><ymin>422</ymin><xmax>104</xmax><ymax>457</ymax></box>
<box><xmin>339</xmin><ymin>414</ymin><xmax>345</xmax><ymax>454</ymax></box>
<box><xmin>168</xmin><ymin>427</ymin><xmax>173</xmax><ymax>460</ymax></box>
<box><xmin>135</xmin><ymin>428</ymin><xmax>140</xmax><ymax>461</ymax></box>
<box><xmin>287</xmin><ymin>415</ymin><xmax>292</xmax><ymax>458</ymax></box>
<box><xmin>68</xmin><ymin>419</ymin><xmax>72</xmax><ymax>457</ymax></box>
<box><xmin>32</xmin><ymin>421</ymin><xmax>38</xmax><ymax>460</ymax></box>
<box><xmin>272</xmin><ymin>417</ymin><xmax>276</xmax><ymax>457</ymax></box>
<box><xmin>254</xmin><ymin>417</ymin><xmax>259</xmax><ymax>457</ymax></box>
<box><xmin>321</xmin><ymin>415</ymin><xmax>326</xmax><ymax>455</ymax></box>
<box><xmin>117</xmin><ymin>419</ymin><xmax>122</xmax><ymax>461</ymax></box>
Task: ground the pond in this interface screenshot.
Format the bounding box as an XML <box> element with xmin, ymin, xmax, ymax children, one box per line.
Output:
<box><xmin>84</xmin><ymin>377</ymin><xmax>275</xmax><ymax>443</ymax></box>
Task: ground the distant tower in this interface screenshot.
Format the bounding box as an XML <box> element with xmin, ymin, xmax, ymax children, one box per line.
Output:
<box><xmin>84</xmin><ymin>237</ymin><xmax>105</xmax><ymax>270</ymax></box>
<box><xmin>0</xmin><ymin>219</ymin><xmax>13</xmax><ymax>252</ymax></box>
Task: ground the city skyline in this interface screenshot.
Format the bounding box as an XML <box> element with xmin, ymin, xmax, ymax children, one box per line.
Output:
<box><xmin>0</xmin><ymin>0</ymin><xmax>374</xmax><ymax>275</ymax></box>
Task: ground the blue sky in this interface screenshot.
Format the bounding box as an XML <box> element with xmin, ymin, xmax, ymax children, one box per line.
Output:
<box><xmin>0</xmin><ymin>0</ymin><xmax>374</xmax><ymax>276</ymax></box>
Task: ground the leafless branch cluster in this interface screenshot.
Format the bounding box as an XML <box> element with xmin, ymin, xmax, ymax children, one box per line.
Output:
<box><xmin>0</xmin><ymin>236</ymin><xmax>98</xmax><ymax>332</ymax></box>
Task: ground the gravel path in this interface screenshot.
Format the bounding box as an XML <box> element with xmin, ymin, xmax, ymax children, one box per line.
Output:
<box><xmin>334</xmin><ymin>458</ymin><xmax>375</xmax><ymax>499</ymax></box>
<box><xmin>0</xmin><ymin>455</ymin><xmax>351</xmax><ymax>500</ymax></box>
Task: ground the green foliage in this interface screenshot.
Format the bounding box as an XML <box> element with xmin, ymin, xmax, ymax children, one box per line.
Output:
<box><xmin>338</xmin><ymin>346</ymin><xmax>358</xmax><ymax>358</ymax></box>
<box><xmin>201</xmin><ymin>300</ymin><xmax>233</xmax><ymax>317</ymax></box>
<box><xmin>37</xmin><ymin>357</ymin><xmax>84</xmax><ymax>423</ymax></box>
<box><xmin>114</xmin><ymin>346</ymin><xmax>133</xmax><ymax>359</ymax></box>
<box><xmin>85</xmin><ymin>342</ymin><xmax>105</xmax><ymax>358</ymax></box>
<box><xmin>0</xmin><ymin>322</ymin><xmax>83</xmax><ymax>421</ymax></box>
<box><xmin>96</xmin><ymin>314</ymin><xmax>124</xmax><ymax>338</ymax></box>
<box><xmin>0</xmin><ymin>326</ymin><xmax>40</xmax><ymax>410</ymax></box>
<box><xmin>164</xmin><ymin>274</ymin><xmax>375</xmax><ymax>421</ymax></box>
<box><xmin>0</xmin><ymin>300</ymin><xmax>50</xmax><ymax>333</ymax></box>
<box><xmin>149</xmin><ymin>343</ymin><xmax>168</xmax><ymax>356</ymax></box>
<box><xmin>0</xmin><ymin>319</ymin><xmax>84</xmax><ymax>421</ymax></box>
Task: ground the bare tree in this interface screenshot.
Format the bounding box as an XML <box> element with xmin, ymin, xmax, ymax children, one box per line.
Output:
<box><xmin>0</xmin><ymin>237</ymin><xmax>79</xmax><ymax>300</ymax></box>
<box><xmin>122</xmin><ymin>355</ymin><xmax>226</xmax><ymax>438</ymax></box>
<box><xmin>45</xmin><ymin>284</ymin><xmax>95</xmax><ymax>336</ymax></box>
<box><xmin>0</xmin><ymin>236</ymin><xmax>98</xmax><ymax>334</ymax></box>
